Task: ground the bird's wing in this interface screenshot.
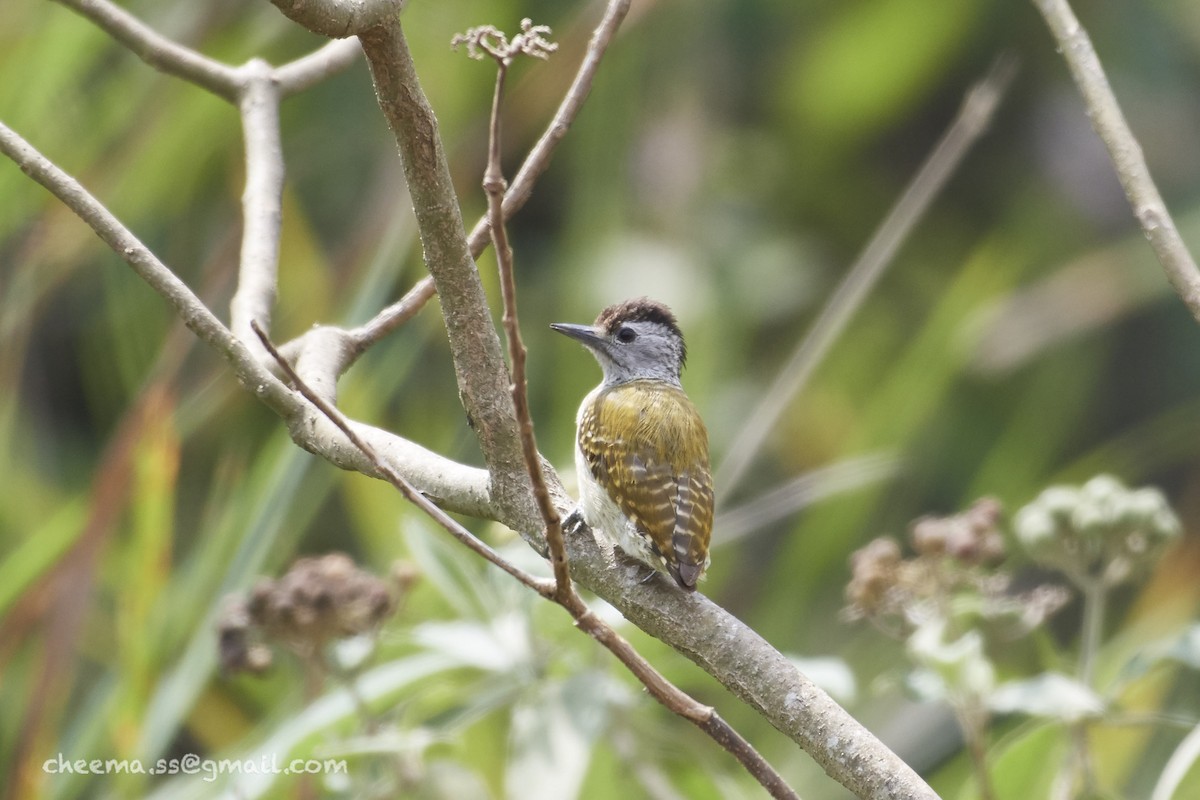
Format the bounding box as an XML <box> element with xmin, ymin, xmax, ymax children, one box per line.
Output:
<box><xmin>580</xmin><ymin>382</ymin><xmax>713</xmax><ymax>588</ymax></box>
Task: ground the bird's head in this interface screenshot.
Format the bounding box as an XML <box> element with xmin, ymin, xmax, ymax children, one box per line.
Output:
<box><xmin>551</xmin><ymin>297</ymin><xmax>687</xmax><ymax>386</ymax></box>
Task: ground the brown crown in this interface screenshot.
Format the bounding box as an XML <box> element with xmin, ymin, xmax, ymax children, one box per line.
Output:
<box><xmin>594</xmin><ymin>297</ymin><xmax>682</xmax><ymax>339</ymax></box>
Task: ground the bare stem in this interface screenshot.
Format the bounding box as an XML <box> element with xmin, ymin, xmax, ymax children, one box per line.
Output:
<box><xmin>1065</xmin><ymin>577</ymin><xmax>1107</xmax><ymax>795</ymax></box>
<box><xmin>466</xmin><ymin>1</ymin><xmax>632</xmax><ymax>259</ymax></box>
<box><xmin>480</xmin><ymin>57</ymin><xmax>572</xmax><ymax>596</ymax></box>
<box><xmin>952</xmin><ymin>702</ymin><xmax>996</xmax><ymax>800</ymax></box>
<box><xmin>1032</xmin><ymin>0</ymin><xmax>1200</xmax><ymax>322</ymax></box>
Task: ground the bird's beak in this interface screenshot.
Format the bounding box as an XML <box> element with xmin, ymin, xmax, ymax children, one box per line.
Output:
<box><xmin>549</xmin><ymin>322</ymin><xmax>605</xmax><ymax>349</ymax></box>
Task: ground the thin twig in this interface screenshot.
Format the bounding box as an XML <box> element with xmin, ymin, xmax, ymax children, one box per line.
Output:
<box><xmin>716</xmin><ymin>54</ymin><xmax>1018</xmax><ymax>499</ymax></box>
<box><xmin>465</xmin><ymin>0</ymin><xmax>632</xmax><ymax>259</ymax></box>
<box><xmin>276</xmin><ymin>38</ymin><xmax>363</xmax><ymax>96</ymax></box>
<box><xmin>475</xmin><ymin>33</ymin><xmax>572</xmax><ymax>597</ymax></box>
<box><xmin>1032</xmin><ymin>0</ymin><xmax>1200</xmax><ymax>322</ymax></box>
<box><xmin>1064</xmin><ymin>577</ymin><xmax>1107</xmax><ymax>796</ymax></box>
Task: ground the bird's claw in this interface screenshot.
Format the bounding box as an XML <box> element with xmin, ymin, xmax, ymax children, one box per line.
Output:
<box><xmin>563</xmin><ymin>507</ymin><xmax>585</xmax><ymax>535</ymax></box>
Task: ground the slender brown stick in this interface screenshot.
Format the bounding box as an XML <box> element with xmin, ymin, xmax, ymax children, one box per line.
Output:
<box><xmin>467</xmin><ymin>0</ymin><xmax>631</xmax><ymax>257</ymax></box>
<box><xmin>1033</xmin><ymin>0</ymin><xmax>1200</xmax><ymax>323</ymax></box>
<box><xmin>471</xmin><ymin>25</ymin><xmax>572</xmax><ymax>596</ymax></box>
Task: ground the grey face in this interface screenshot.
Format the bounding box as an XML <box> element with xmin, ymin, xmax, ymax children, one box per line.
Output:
<box><xmin>551</xmin><ymin>318</ymin><xmax>685</xmax><ymax>386</ymax></box>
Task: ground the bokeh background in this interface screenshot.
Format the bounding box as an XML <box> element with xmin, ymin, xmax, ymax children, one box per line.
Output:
<box><xmin>3</xmin><ymin>0</ymin><xmax>1200</xmax><ymax>797</ymax></box>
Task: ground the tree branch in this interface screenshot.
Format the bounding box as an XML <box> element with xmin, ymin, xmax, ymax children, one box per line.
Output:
<box><xmin>276</xmin><ymin>38</ymin><xmax>363</xmax><ymax>96</ymax></box>
<box><xmin>230</xmin><ymin>59</ymin><xmax>285</xmax><ymax>358</ymax></box>
<box><xmin>265</xmin><ymin>0</ymin><xmax>403</xmax><ymax>39</ymax></box>
<box><xmin>262</xmin><ymin>3</ymin><xmax>939</xmax><ymax>797</ymax></box>
<box><xmin>1032</xmin><ymin>0</ymin><xmax>1200</xmax><ymax>322</ymax></box>
<box><xmin>357</xmin><ymin>17</ymin><xmax>533</xmax><ymax>527</ymax></box>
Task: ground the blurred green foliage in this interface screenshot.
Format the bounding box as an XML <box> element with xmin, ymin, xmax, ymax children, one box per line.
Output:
<box><xmin>3</xmin><ymin>0</ymin><xmax>1200</xmax><ymax>798</ymax></box>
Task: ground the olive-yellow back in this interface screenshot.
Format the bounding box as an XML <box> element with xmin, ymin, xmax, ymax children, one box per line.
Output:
<box><xmin>578</xmin><ymin>379</ymin><xmax>713</xmax><ymax>588</ymax></box>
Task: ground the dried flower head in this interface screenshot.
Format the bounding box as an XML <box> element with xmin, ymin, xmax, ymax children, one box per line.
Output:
<box><xmin>217</xmin><ymin>553</ymin><xmax>401</xmax><ymax>675</ymax></box>
<box><xmin>845</xmin><ymin>537</ymin><xmax>903</xmax><ymax>616</ymax></box>
<box><xmin>911</xmin><ymin>497</ymin><xmax>1006</xmax><ymax>565</ymax></box>
<box><xmin>452</xmin><ymin>19</ymin><xmax>557</xmax><ymax>65</ymax></box>
<box><xmin>844</xmin><ymin>498</ymin><xmax>1067</xmax><ymax>640</ymax></box>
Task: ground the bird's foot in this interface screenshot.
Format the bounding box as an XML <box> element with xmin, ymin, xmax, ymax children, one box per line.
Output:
<box><xmin>563</xmin><ymin>507</ymin><xmax>586</xmax><ymax>535</ymax></box>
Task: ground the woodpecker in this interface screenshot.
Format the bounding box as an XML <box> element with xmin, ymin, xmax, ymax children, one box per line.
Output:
<box><xmin>551</xmin><ymin>298</ymin><xmax>713</xmax><ymax>591</ymax></box>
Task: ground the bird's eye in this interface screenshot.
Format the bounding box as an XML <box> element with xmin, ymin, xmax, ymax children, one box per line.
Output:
<box><xmin>616</xmin><ymin>326</ymin><xmax>638</xmax><ymax>343</ymax></box>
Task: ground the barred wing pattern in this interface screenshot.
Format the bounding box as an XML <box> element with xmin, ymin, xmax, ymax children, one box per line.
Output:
<box><xmin>579</xmin><ymin>380</ymin><xmax>713</xmax><ymax>589</ymax></box>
